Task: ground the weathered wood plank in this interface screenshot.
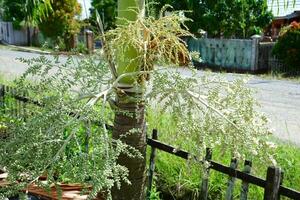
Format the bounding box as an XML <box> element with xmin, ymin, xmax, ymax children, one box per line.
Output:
<box><xmin>21</xmin><ymin>90</ymin><xmax>27</xmax><ymax>119</ymax></box>
<box><xmin>13</xmin><ymin>93</ymin><xmax>43</xmax><ymax>107</ymax></box>
<box><xmin>209</xmin><ymin>160</ymin><xmax>266</xmax><ymax>188</ymax></box>
<box><xmin>225</xmin><ymin>158</ymin><xmax>238</xmax><ymax>200</ymax></box>
<box><xmin>147</xmin><ymin>137</ymin><xmax>267</xmax><ymax>187</ymax></box>
<box><xmin>200</xmin><ymin>148</ymin><xmax>212</xmax><ymax>200</ymax></box>
<box><xmin>240</xmin><ymin>160</ymin><xmax>252</xmax><ymax>200</ymax></box>
<box><xmin>146</xmin><ymin>138</ymin><xmax>190</xmax><ymax>160</ymax></box>
<box><xmin>0</xmin><ymin>85</ymin><xmax>4</xmax><ymax>109</ymax></box>
<box><xmin>279</xmin><ymin>185</ymin><xmax>300</xmax><ymax>199</ymax></box>
<box><xmin>264</xmin><ymin>167</ymin><xmax>282</xmax><ymax>200</ymax></box>
<box><xmin>146</xmin><ymin>129</ymin><xmax>158</xmax><ymax>199</ymax></box>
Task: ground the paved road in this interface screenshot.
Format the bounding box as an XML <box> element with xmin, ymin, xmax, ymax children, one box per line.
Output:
<box><xmin>251</xmin><ymin>79</ymin><xmax>300</xmax><ymax>145</ymax></box>
<box><xmin>1</xmin><ymin>48</ymin><xmax>300</xmax><ymax>145</ymax></box>
<box><xmin>0</xmin><ymin>48</ymin><xmax>39</xmax><ymax>78</ymax></box>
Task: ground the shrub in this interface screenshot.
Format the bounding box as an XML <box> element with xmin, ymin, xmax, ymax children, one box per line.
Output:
<box><xmin>272</xmin><ymin>21</ymin><xmax>300</xmax><ymax>74</ymax></box>
<box><xmin>75</xmin><ymin>42</ymin><xmax>88</xmax><ymax>54</ymax></box>
<box><xmin>38</xmin><ymin>0</ymin><xmax>81</xmax><ymax>50</ymax></box>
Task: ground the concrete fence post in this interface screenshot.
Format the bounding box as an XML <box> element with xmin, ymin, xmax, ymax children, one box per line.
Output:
<box><xmin>85</xmin><ymin>30</ymin><xmax>94</xmax><ymax>54</ymax></box>
<box><xmin>250</xmin><ymin>34</ymin><xmax>261</xmax><ymax>71</ymax></box>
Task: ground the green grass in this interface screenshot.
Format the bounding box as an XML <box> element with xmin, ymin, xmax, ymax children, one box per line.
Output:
<box><xmin>0</xmin><ymin>44</ymin><xmax>16</xmax><ymax>51</ymax></box>
<box><xmin>146</xmin><ymin>109</ymin><xmax>300</xmax><ymax>200</ymax></box>
<box><xmin>0</xmin><ymin>74</ymin><xmax>11</xmax><ymax>85</ymax></box>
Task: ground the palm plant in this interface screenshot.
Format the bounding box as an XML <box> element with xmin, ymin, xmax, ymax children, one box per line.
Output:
<box><xmin>106</xmin><ymin>0</ymin><xmax>191</xmax><ymax>199</ymax></box>
<box><xmin>24</xmin><ymin>0</ymin><xmax>52</xmax><ymax>45</ymax></box>
<box><xmin>110</xmin><ymin>1</ymin><xmax>147</xmax><ymax>199</ymax></box>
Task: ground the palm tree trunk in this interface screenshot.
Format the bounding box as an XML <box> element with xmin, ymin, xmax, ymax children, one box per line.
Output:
<box><xmin>111</xmin><ymin>1</ymin><xmax>147</xmax><ymax>199</ymax></box>
<box><xmin>112</xmin><ymin>91</ymin><xmax>147</xmax><ymax>200</ymax></box>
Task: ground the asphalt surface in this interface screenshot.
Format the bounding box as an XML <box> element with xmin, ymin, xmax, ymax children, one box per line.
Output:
<box><xmin>0</xmin><ymin>48</ymin><xmax>40</xmax><ymax>78</ymax></box>
<box><xmin>0</xmin><ymin>48</ymin><xmax>299</xmax><ymax>145</ymax></box>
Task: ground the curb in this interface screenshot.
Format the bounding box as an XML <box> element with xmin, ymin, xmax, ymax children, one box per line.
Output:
<box><xmin>0</xmin><ymin>41</ymin><xmax>52</xmax><ymax>55</ymax></box>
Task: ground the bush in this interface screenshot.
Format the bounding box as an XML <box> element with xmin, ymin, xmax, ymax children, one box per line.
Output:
<box><xmin>38</xmin><ymin>0</ymin><xmax>81</xmax><ymax>50</ymax></box>
<box><xmin>75</xmin><ymin>42</ymin><xmax>88</xmax><ymax>54</ymax></box>
<box><xmin>272</xmin><ymin>21</ymin><xmax>300</xmax><ymax>74</ymax></box>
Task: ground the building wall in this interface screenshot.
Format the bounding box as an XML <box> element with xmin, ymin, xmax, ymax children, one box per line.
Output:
<box><xmin>271</xmin><ymin>19</ymin><xmax>286</xmax><ymax>39</ymax></box>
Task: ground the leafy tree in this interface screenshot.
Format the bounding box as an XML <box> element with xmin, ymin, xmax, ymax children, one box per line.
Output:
<box><xmin>2</xmin><ymin>0</ymin><xmax>27</xmax><ymax>29</ymax></box>
<box><xmin>90</xmin><ymin>0</ymin><xmax>117</xmax><ymax>31</ymax></box>
<box><xmin>151</xmin><ymin>0</ymin><xmax>273</xmax><ymax>38</ymax></box>
<box><xmin>38</xmin><ymin>0</ymin><xmax>81</xmax><ymax>50</ymax></box>
<box><xmin>240</xmin><ymin>0</ymin><xmax>274</xmax><ymax>37</ymax></box>
<box><xmin>0</xmin><ymin>0</ymin><xmax>4</xmax><ymax>18</ymax></box>
<box><xmin>89</xmin><ymin>0</ymin><xmax>273</xmax><ymax>38</ymax></box>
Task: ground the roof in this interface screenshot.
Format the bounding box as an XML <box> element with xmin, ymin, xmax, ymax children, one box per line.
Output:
<box><xmin>268</xmin><ymin>0</ymin><xmax>300</xmax><ymax>17</ymax></box>
<box><xmin>274</xmin><ymin>10</ymin><xmax>300</xmax><ymax>20</ymax></box>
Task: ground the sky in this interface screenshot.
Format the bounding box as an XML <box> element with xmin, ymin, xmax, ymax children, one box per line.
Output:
<box><xmin>267</xmin><ymin>0</ymin><xmax>300</xmax><ymax>16</ymax></box>
<box><xmin>76</xmin><ymin>0</ymin><xmax>300</xmax><ymax>19</ymax></box>
<box><xmin>78</xmin><ymin>0</ymin><xmax>92</xmax><ymax>19</ymax></box>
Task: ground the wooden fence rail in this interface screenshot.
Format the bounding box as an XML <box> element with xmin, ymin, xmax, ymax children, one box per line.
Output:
<box><xmin>1</xmin><ymin>84</ymin><xmax>300</xmax><ymax>200</ymax></box>
<box><xmin>146</xmin><ymin>129</ymin><xmax>300</xmax><ymax>200</ymax></box>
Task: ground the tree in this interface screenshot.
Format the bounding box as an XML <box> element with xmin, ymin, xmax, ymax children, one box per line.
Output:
<box><xmin>90</xmin><ymin>0</ymin><xmax>117</xmax><ymax>31</ymax></box>
<box><xmin>2</xmin><ymin>0</ymin><xmax>27</xmax><ymax>29</ymax></box>
<box><xmin>110</xmin><ymin>1</ymin><xmax>147</xmax><ymax>199</ymax></box>
<box><xmin>0</xmin><ymin>0</ymin><xmax>4</xmax><ymax>19</ymax></box>
<box><xmin>38</xmin><ymin>0</ymin><xmax>81</xmax><ymax>49</ymax></box>
<box><xmin>151</xmin><ymin>0</ymin><xmax>273</xmax><ymax>38</ymax></box>
<box><xmin>238</xmin><ymin>0</ymin><xmax>274</xmax><ymax>37</ymax></box>
<box><xmin>24</xmin><ymin>0</ymin><xmax>52</xmax><ymax>46</ymax></box>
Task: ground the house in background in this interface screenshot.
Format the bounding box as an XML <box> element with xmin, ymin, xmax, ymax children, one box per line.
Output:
<box><xmin>266</xmin><ymin>0</ymin><xmax>300</xmax><ymax>39</ymax></box>
<box><xmin>270</xmin><ymin>10</ymin><xmax>300</xmax><ymax>39</ymax></box>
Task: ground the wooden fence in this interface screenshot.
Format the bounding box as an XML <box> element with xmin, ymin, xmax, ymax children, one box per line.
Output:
<box><xmin>1</xmin><ymin>84</ymin><xmax>300</xmax><ymax>200</ymax></box>
<box><xmin>0</xmin><ymin>85</ymin><xmax>31</xmax><ymax>119</ymax></box>
<box><xmin>146</xmin><ymin>129</ymin><xmax>300</xmax><ymax>200</ymax></box>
